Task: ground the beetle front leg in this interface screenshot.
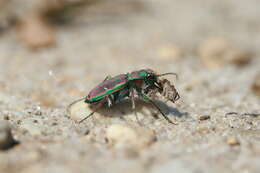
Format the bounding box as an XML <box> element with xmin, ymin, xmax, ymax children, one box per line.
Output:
<box><xmin>136</xmin><ymin>90</ymin><xmax>177</xmax><ymax>125</ymax></box>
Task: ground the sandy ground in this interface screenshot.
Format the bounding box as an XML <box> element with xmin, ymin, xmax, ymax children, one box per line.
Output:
<box><xmin>0</xmin><ymin>0</ymin><xmax>260</xmax><ymax>172</ymax></box>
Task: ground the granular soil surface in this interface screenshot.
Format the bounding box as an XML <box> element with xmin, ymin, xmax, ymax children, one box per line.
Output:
<box><xmin>0</xmin><ymin>0</ymin><xmax>260</xmax><ymax>173</ymax></box>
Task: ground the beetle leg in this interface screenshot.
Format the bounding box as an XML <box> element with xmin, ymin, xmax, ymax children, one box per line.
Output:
<box><xmin>103</xmin><ymin>75</ymin><xmax>112</xmax><ymax>82</ymax></box>
<box><xmin>107</xmin><ymin>94</ymin><xmax>115</xmax><ymax>107</ymax></box>
<box><xmin>130</xmin><ymin>88</ymin><xmax>136</xmax><ymax>110</ymax></box>
<box><xmin>79</xmin><ymin>98</ymin><xmax>106</xmax><ymax>123</ymax></box>
<box><xmin>136</xmin><ymin>90</ymin><xmax>177</xmax><ymax>125</ymax></box>
<box><xmin>130</xmin><ymin>88</ymin><xmax>140</xmax><ymax>123</ymax></box>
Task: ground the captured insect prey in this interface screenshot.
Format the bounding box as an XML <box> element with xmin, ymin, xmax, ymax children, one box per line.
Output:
<box><xmin>68</xmin><ymin>69</ymin><xmax>180</xmax><ymax>124</ymax></box>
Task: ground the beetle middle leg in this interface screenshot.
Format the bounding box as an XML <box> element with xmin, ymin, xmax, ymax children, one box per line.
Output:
<box><xmin>130</xmin><ymin>88</ymin><xmax>136</xmax><ymax>110</ymax></box>
<box><xmin>130</xmin><ymin>88</ymin><xmax>141</xmax><ymax>124</ymax></box>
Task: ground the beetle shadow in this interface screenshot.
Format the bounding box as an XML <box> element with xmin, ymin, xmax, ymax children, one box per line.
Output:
<box><xmin>92</xmin><ymin>99</ymin><xmax>188</xmax><ymax>120</ymax></box>
<box><xmin>154</xmin><ymin>100</ymin><xmax>190</xmax><ymax>118</ymax></box>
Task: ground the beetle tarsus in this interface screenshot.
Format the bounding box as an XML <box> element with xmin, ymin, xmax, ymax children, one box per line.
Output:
<box><xmin>79</xmin><ymin>111</ymin><xmax>95</xmax><ymax>123</ymax></box>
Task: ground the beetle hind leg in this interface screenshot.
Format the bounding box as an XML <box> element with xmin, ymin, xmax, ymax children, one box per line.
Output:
<box><xmin>79</xmin><ymin>98</ymin><xmax>106</xmax><ymax>123</ymax></box>
<box><xmin>103</xmin><ymin>75</ymin><xmax>112</xmax><ymax>82</ymax></box>
<box><xmin>79</xmin><ymin>111</ymin><xmax>95</xmax><ymax>123</ymax></box>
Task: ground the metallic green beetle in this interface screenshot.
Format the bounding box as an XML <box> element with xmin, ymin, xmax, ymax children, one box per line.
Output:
<box><xmin>68</xmin><ymin>69</ymin><xmax>180</xmax><ymax>124</ymax></box>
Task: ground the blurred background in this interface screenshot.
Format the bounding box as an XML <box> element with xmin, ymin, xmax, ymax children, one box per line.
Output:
<box><xmin>0</xmin><ymin>0</ymin><xmax>259</xmax><ymax>172</ymax></box>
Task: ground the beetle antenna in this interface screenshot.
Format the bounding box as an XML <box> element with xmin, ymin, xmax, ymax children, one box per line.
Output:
<box><xmin>66</xmin><ymin>97</ymin><xmax>86</xmax><ymax>116</ymax></box>
<box><xmin>157</xmin><ymin>73</ymin><xmax>178</xmax><ymax>80</ymax></box>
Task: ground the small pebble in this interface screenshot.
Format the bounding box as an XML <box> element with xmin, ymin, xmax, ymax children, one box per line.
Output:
<box><xmin>68</xmin><ymin>89</ymin><xmax>85</xmax><ymax>97</ymax></box>
<box><xmin>252</xmin><ymin>73</ymin><xmax>260</xmax><ymax>97</ymax></box>
<box><xmin>67</xmin><ymin>99</ymin><xmax>91</xmax><ymax>121</ymax></box>
<box><xmin>0</xmin><ymin>121</ymin><xmax>17</xmax><ymax>150</ymax></box>
<box><xmin>199</xmin><ymin>115</ymin><xmax>210</xmax><ymax>121</ymax></box>
<box><xmin>68</xmin><ymin>99</ymin><xmax>155</xmax><ymax>122</ymax></box>
<box><xmin>18</xmin><ymin>15</ymin><xmax>55</xmax><ymax>49</ymax></box>
<box><xmin>198</xmin><ymin>37</ymin><xmax>251</xmax><ymax>68</ymax></box>
<box><xmin>3</xmin><ymin>115</ymin><xmax>10</xmax><ymax>120</ymax></box>
<box><xmin>226</xmin><ymin>136</ymin><xmax>240</xmax><ymax>146</ymax></box>
<box><xmin>20</xmin><ymin>119</ymin><xmax>43</xmax><ymax>136</ymax></box>
<box><xmin>195</xmin><ymin>126</ymin><xmax>210</xmax><ymax>134</ymax></box>
<box><xmin>106</xmin><ymin>124</ymin><xmax>156</xmax><ymax>149</ymax></box>
<box><xmin>158</xmin><ymin>44</ymin><xmax>182</xmax><ymax>61</ymax></box>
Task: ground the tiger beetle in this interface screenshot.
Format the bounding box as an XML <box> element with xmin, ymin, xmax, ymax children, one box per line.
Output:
<box><xmin>68</xmin><ymin>69</ymin><xmax>180</xmax><ymax>124</ymax></box>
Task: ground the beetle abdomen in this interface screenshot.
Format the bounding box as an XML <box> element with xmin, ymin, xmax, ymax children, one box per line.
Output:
<box><xmin>86</xmin><ymin>74</ymin><xmax>128</xmax><ymax>103</ymax></box>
